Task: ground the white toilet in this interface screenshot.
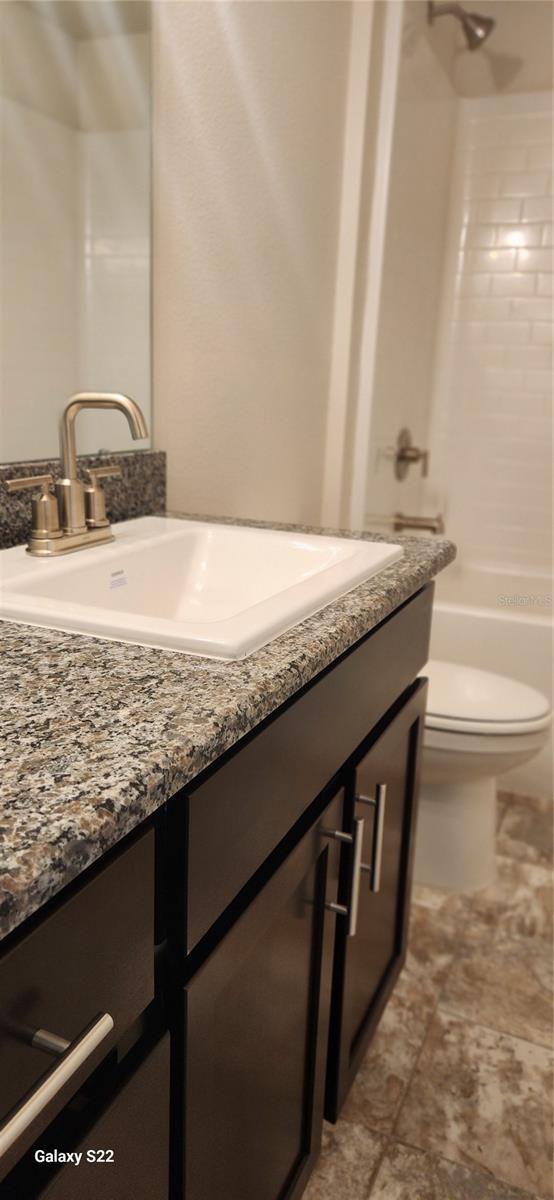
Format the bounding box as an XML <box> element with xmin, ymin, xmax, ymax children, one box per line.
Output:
<box><xmin>415</xmin><ymin>659</ymin><xmax>552</xmax><ymax>892</ymax></box>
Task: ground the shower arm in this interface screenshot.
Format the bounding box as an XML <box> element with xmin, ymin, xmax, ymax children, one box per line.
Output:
<box><xmin>428</xmin><ymin>1</ymin><xmax>465</xmax><ymax>18</ymax></box>
<box><xmin>427</xmin><ymin>0</ymin><xmax>495</xmax><ymax>48</ymax></box>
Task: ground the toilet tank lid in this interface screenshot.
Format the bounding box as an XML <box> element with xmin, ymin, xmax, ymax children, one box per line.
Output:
<box><xmin>424</xmin><ymin>659</ymin><xmax>551</xmax><ymax>727</ymax></box>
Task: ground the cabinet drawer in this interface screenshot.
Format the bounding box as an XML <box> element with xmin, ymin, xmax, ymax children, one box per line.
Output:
<box><xmin>3</xmin><ymin>1036</ymin><xmax>170</xmax><ymax>1200</ymax></box>
<box><xmin>184</xmin><ymin>585</ymin><xmax>433</xmax><ymax>951</ymax></box>
<box><xmin>0</xmin><ymin>829</ymin><xmax>155</xmax><ymax>1180</ymax></box>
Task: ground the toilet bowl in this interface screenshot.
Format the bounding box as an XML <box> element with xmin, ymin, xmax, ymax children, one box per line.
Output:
<box><xmin>415</xmin><ymin>659</ymin><xmax>551</xmax><ymax>891</ymax></box>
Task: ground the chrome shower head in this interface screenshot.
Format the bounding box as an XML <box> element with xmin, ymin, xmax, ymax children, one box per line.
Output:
<box><xmin>428</xmin><ymin>1</ymin><xmax>496</xmax><ymax>51</ymax></box>
<box><xmin>459</xmin><ymin>7</ymin><xmax>496</xmax><ymax>49</ymax></box>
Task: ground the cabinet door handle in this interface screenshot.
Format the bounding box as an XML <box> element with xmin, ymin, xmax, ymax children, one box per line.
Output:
<box><xmin>324</xmin><ymin>829</ymin><xmax>353</xmax><ymax>845</ymax></box>
<box><xmin>325</xmin><ymin>817</ymin><xmax>364</xmax><ymax>937</ymax></box>
<box><xmin>348</xmin><ymin>817</ymin><xmax>365</xmax><ymax>937</ymax></box>
<box><xmin>0</xmin><ymin>1013</ymin><xmax>114</xmax><ymax>1161</ymax></box>
<box><xmin>356</xmin><ymin>783</ymin><xmax>387</xmax><ymax>893</ymax></box>
<box><xmin>370</xmin><ymin>783</ymin><xmax>387</xmax><ymax>893</ymax></box>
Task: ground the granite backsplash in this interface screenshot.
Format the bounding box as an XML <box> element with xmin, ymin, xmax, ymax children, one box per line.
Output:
<box><xmin>0</xmin><ymin>450</ymin><xmax>166</xmax><ymax>549</ymax></box>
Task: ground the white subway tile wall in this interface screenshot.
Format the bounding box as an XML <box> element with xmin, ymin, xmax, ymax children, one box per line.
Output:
<box><xmin>430</xmin><ymin>93</ymin><xmax>553</xmax><ymax>573</ymax></box>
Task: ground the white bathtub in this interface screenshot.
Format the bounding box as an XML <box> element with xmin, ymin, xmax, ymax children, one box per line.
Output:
<box><xmin>430</xmin><ymin>561</ymin><xmax>553</xmax><ymax>798</ymax></box>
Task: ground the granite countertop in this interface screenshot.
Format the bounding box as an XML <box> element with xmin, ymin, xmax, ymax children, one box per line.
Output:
<box><xmin>0</xmin><ymin>516</ymin><xmax>455</xmax><ymax>941</ymax></box>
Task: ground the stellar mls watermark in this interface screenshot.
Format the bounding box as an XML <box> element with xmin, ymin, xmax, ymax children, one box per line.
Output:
<box><xmin>497</xmin><ymin>593</ymin><xmax>552</xmax><ymax>609</ymax></box>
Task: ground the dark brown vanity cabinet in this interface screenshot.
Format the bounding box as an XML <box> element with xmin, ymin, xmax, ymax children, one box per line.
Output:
<box><xmin>0</xmin><ymin>830</ymin><xmax>156</xmax><ymax>1185</ymax></box>
<box><xmin>0</xmin><ymin>585</ymin><xmax>434</xmax><ymax>1200</ymax></box>
<box><xmin>180</xmin><ymin>790</ymin><xmax>344</xmax><ymax>1200</ymax></box>
<box><xmin>36</xmin><ymin>1036</ymin><xmax>170</xmax><ymax>1200</ymax></box>
<box><xmin>0</xmin><ymin>830</ymin><xmax>164</xmax><ymax>1200</ymax></box>
<box><xmin>325</xmin><ymin>680</ymin><xmax>428</xmax><ymax>1120</ymax></box>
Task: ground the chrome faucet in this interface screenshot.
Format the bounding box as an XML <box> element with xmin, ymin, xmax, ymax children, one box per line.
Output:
<box><xmin>6</xmin><ymin>393</ymin><xmax>148</xmax><ymax>557</ymax></box>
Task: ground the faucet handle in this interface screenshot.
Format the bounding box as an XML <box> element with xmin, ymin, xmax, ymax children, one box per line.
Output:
<box><xmin>85</xmin><ymin>465</ymin><xmax>123</xmax><ymax>486</ymax></box>
<box><xmin>393</xmin><ymin>429</ymin><xmax>430</xmax><ymax>481</ymax></box>
<box><xmin>5</xmin><ymin>474</ymin><xmax>62</xmax><ymax>541</ymax></box>
<box><xmin>84</xmin><ymin>465</ymin><xmax>122</xmax><ymax>529</ymax></box>
<box><xmin>6</xmin><ymin>473</ymin><xmax>55</xmax><ymax>494</ymax></box>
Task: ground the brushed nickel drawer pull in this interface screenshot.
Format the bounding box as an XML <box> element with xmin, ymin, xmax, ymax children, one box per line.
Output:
<box><xmin>355</xmin><ymin>784</ymin><xmax>387</xmax><ymax>893</ymax></box>
<box><xmin>0</xmin><ymin>1012</ymin><xmax>114</xmax><ymax>1160</ymax></box>
<box><xmin>348</xmin><ymin>817</ymin><xmax>364</xmax><ymax>937</ymax></box>
<box><xmin>31</xmin><ymin>1029</ymin><xmax>71</xmax><ymax>1057</ymax></box>
<box><xmin>324</xmin><ymin>829</ymin><xmax>353</xmax><ymax>845</ymax></box>
<box><xmin>325</xmin><ymin>817</ymin><xmax>365</xmax><ymax>937</ymax></box>
<box><xmin>371</xmin><ymin>783</ymin><xmax>387</xmax><ymax>894</ymax></box>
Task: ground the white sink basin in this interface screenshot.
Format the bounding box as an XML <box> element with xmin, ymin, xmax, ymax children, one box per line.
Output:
<box><xmin>0</xmin><ymin>516</ymin><xmax>402</xmax><ymax>659</ymax></box>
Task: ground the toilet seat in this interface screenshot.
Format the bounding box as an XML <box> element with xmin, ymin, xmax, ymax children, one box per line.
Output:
<box><xmin>424</xmin><ymin>723</ymin><xmax>548</xmax><ymax>756</ymax></box>
<box><xmin>424</xmin><ymin>659</ymin><xmax>552</xmax><ymax>736</ymax></box>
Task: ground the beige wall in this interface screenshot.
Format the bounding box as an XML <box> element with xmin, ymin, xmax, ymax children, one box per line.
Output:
<box><xmin>152</xmin><ymin>1</ymin><xmax>352</xmax><ymax>524</ymax></box>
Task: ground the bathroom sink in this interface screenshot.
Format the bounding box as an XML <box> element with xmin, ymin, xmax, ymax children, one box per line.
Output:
<box><xmin>0</xmin><ymin>516</ymin><xmax>402</xmax><ymax>659</ymax></box>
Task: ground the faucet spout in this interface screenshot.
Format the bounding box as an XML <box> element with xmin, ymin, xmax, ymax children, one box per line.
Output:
<box><xmin>60</xmin><ymin>392</ymin><xmax>148</xmax><ymax>480</ymax></box>
<box><xmin>55</xmin><ymin>392</ymin><xmax>149</xmax><ymax>539</ymax></box>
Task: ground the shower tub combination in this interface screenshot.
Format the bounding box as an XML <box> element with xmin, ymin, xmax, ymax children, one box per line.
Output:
<box><xmin>355</xmin><ymin>0</ymin><xmax>552</xmax><ymax>891</ymax></box>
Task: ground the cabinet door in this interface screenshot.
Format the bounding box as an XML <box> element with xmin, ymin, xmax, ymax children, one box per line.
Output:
<box><xmin>3</xmin><ymin>1036</ymin><xmax>170</xmax><ymax>1200</ymax></box>
<box><xmin>180</xmin><ymin>791</ymin><xmax>344</xmax><ymax>1200</ymax></box>
<box><xmin>326</xmin><ymin>680</ymin><xmax>427</xmax><ymax>1119</ymax></box>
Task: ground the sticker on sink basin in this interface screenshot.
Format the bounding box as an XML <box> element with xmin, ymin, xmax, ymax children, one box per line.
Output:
<box><xmin>109</xmin><ymin>569</ymin><xmax>128</xmax><ymax>590</ymax></box>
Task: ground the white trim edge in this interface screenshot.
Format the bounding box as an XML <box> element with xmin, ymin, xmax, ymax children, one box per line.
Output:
<box><xmin>347</xmin><ymin>0</ymin><xmax>404</xmax><ymax>530</ymax></box>
<box><xmin>320</xmin><ymin>1</ymin><xmax>374</xmax><ymax>528</ymax></box>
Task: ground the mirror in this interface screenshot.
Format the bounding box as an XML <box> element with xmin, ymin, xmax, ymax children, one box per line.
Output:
<box><xmin>0</xmin><ymin>0</ymin><xmax>151</xmax><ymax>462</ymax></box>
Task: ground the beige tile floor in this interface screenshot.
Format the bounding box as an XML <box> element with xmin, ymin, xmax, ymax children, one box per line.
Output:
<box><xmin>305</xmin><ymin>791</ymin><xmax>554</xmax><ymax>1200</ymax></box>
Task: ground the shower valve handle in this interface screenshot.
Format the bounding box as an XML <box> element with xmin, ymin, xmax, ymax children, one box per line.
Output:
<box><xmin>393</xmin><ymin>429</ymin><xmax>429</xmax><ymax>480</ymax></box>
